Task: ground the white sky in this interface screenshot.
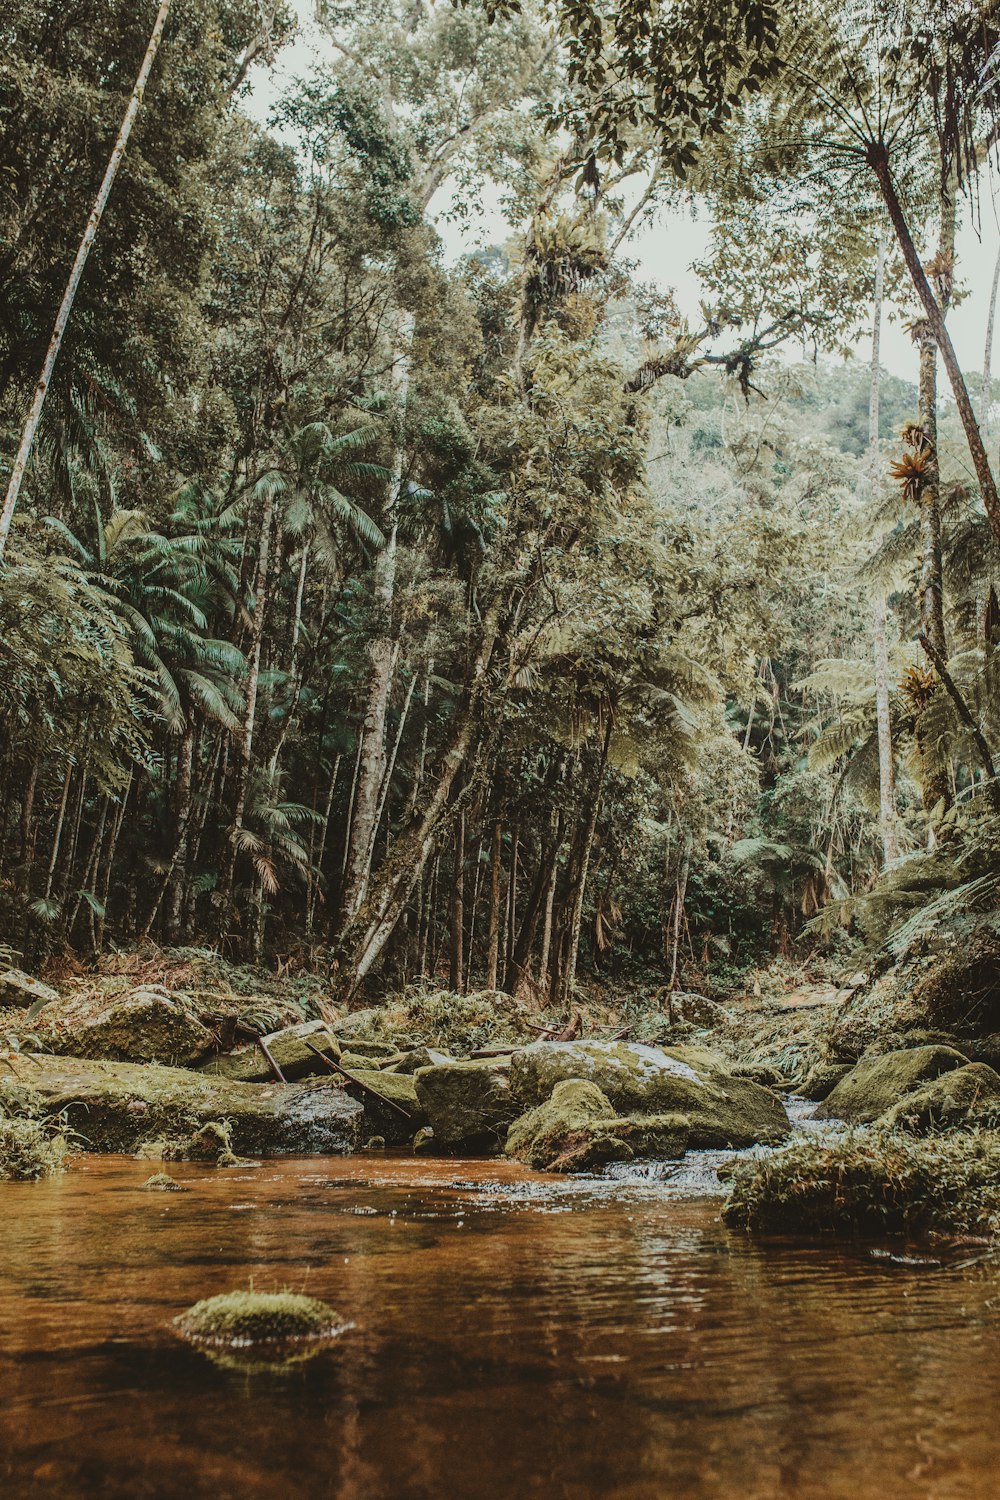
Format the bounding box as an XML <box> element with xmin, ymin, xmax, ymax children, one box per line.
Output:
<box><xmin>249</xmin><ymin>14</ymin><xmax>1000</xmax><ymax>387</ymax></box>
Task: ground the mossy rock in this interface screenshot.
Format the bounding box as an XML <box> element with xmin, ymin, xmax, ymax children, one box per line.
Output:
<box><xmin>340</xmin><ymin>1067</ymin><xmax>426</xmax><ymax>1147</ymax></box>
<box><xmin>340</xmin><ymin>1040</ymin><xmax>400</xmax><ymax>1060</ymax></box>
<box><xmin>199</xmin><ymin>1020</ymin><xmax>340</xmax><ymax>1083</ymax></box>
<box><xmin>506</xmin><ymin>1079</ymin><xmax>688</xmax><ymax>1173</ymax></box>
<box><xmin>816</xmin><ymin>1045</ymin><xmax>970</xmax><ymax>1123</ymax></box>
<box><xmin>509</xmin><ymin>1041</ymin><xmax>788</xmax><ymax>1148</ymax></box>
<box><xmin>879</xmin><ymin>1063</ymin><xmax>1000</xmax><ymax>1134</ymax></box>
<box><xmin>798</xmin><ymin>1060</ymin><xmax>852</xmax><ymax>1101</ymax></box>
<box><xmin>509</xmin><ymin>1086</ymin><xmax>689</xmax><ymax>1176</ymax></box>
<box><xmin>175</xmin><ymin>1290</ymin><xmax>342</xmax><ymax>1349</ymax></box>
<box><xmin>0</xmin><ymin>1054</ymin><xmax>362</xmax><ymax>1155</ymax></box>
<box><xmin>414</xmin><ymin>1059</ymin><xmax>520</xmax><ymax>1152</ymax></box>
<box><xmin>388</xmin><ymin>1047</ymin><xmax>455</xmax><ymax>1075</ymax></box>
<box><xmin>14</xmin><ymin>985</ymin><xmax>214</xmax><ymax>1067</ymax></box>
<box><xmin>143</xmin><ymin>1172</ymin><xmax>188</xmax><ymax>1192</ymax></box>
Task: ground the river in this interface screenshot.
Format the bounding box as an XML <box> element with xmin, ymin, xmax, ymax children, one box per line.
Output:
<box><xmin>1</xmin><ymin>1150</ymin><xmax>999</xmax><ymax>1498</ymax></box>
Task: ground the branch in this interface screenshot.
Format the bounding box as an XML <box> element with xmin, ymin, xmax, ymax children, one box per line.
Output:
<box><xmin>918</xmin><ymin>632</ymin><xmax>1000</xmax><ymax>805</ymax></box>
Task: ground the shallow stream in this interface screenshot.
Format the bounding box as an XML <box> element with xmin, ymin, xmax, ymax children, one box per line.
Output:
<box><xmin>2</xmin><ymin>1149</ymin><xmax>1000</xmax><ymax>1498</ymax></box>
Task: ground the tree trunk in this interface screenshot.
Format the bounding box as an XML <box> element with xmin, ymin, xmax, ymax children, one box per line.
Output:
<box><xmin>983</xmin><ymin>240</ymin><xmax>1000</xmax><ymax>435</ymax></box>
<box><xmin>0</xmin><ymin>0</ymin><xmax>173</xmax><ymax>559</ymax></box>
<box><xmin>869</xmin><ymin>145</ymin><xmax>1000</xmax><ymax>549</ymax></box>
<box><xmin>216</xmin><ymin>478</ymin><xmax>276</xmax><ymax>941</ymax></box>
<box><xmin>340</xmin><ymin>311</ymin><xmax>414</xmax><ymax>924</ymax></box>
<box><xmin>166</xmin><ymin>725</ymin><xmax>194</xmax><ymax>941</ymax></box>
<box><xmin>868</xmin><ymin>231</ymin><xmax>898</xmax><ymax>865</ymax></box>
<box><xmin>557</xmin><ymin>715</ymin><xmax>613</xmax><ymax>1008</ymax></box>
<box><xmin>485</xmin><ymin>818</ymin><xmax>502</xmax><ymax>989</ymax></box>
<box><xmin>449</xmin><ymin>804</ymin><xmax>465</xmax><ymax>993</ymax></box>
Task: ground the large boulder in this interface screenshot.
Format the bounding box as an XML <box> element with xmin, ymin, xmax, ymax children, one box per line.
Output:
<box><xmin>505</xmin><ymin>1079</ymin><xmax>689</xmax><ymax>1173</ymax></box>
<box><xmin>340</xmin><ymin>1068</ymin><xmax>427</xmax><ymax>1147</ymax></box>
<box><xmin>17</xmin><ymin>985</ymin><xmax>215</xmax><ymax>1067</ymax></box>
<box><xmin>414</xmin><ymin>1059</ymin><xmax>519</xmax><ymax>1152</ymax></box>
<box><xmin>509</xmin><ymin>1041</ymin><xmax>789</xmax><ymax>1148</ymax></box>
<box><xmin>0</xmin><ymin>1054</ymin><xmax>362</xmax><ymax>1156</ymax></box>
<box><xmin>878</xmin><ymin>1062</ymin><xmax>1000</xmax><ymax>1134</ymax></box>
<box><xmin>816</xmin><ymin>1045</ymin><xmax>970</xmax><ymax>1123</ymax></box>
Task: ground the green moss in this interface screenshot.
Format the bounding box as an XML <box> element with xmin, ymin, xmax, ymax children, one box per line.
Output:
<box><xmin>174</xmin><ymin>1290</ymin><xmax>342</xmax><ymax>1347</ymax></box>
<box><xmin>723</xmin><ymin>1129</ymin><xmax>1000</xmax><ymax>1238</ymax></box>
<box><xmin>816</xmin><ymin>1045</ymin><xmax>971</xmax><ymax>1123</ymax></box>
<box><xmin>879</xmin><ymin>1063</ymin><xmax>1000</xmax><ymax>1134</ymax></box>
<box><xmin>0</xmin><ymin>1054</ymin><xmax>361</xmax><ymax>1156</ymax></box>
<box><xmin>506</xmin><ymin>1080</ymin><xmax>689</xmax><ymax>1173</ymax></box>
<box><xmin>142</xmin><ymin>1172</ymin><xmax>187</xmax><ymax>1192</ymax></box>
<box><xmin>340</xmin><ymin>1067</ymin><xmax>426</xmax><ymax>1147</ymax></box>
<box><xmin>509</xmin><ymin>1041</ymin><xmax>788</xmax><ymax>1148</ymax></box>
<box><xmin>413</xmin><ymin>1059</ymin><xmax>519</xmax><ymax>1151</ymax></box>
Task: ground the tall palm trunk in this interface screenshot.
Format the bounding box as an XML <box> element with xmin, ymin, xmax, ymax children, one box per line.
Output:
<box><xmin>868</xmin><ymin>232</ymin><xmax>898</xmax><ymax>866</ymax></box>
<box><xmin>0</xmin><ymin>0</ymin><xmax>173</xmax><ymax>558</ymax></box>
<box><xmin>340</xmin><ymin>312</ymin><xmax>414</xmax><ymax>925</ymax></box>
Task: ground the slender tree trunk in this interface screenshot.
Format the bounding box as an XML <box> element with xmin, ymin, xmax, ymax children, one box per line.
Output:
<box><xmin>0</xmin><ymin>0</ymin><xmax>173</xmax><ymax>559</ymax></box>
<box><xmin>166</xmin><ymin>726</ymin><xmax>194</xmax><ymax>941</ymax></box>
<box><xmin>44</xmin><ymin>765</ymin><xmax>72</xmax><ymax>903</ymax></box>
<box><xmin>539</xmin><ymin>813</ymin><xmax>562</xmax><ymax>989</ymax></box>
<box><xmin>449</xmin><ymin>805</ymin><xmax>465</xmax><ymax>993</ymax></box>
<box><xmin>96</xmin><ymin>772</ymin><xmax>131</xmax><ymax>950</ymax></box>
<box><xmin>558</xmin><ymin>716</ymin><xmax>613</xmax><ymax>1008</ymax></box>
<box><xmin>340</xmin><ymin>311</ymin><xmax>414</xmax><ymax>923</ymax></box>
<box><xmin>868</xmin><ymin>231</ymin><xmax>898</xmax><ymax>865</ymax></box>
<box><xmin>216</xmin><ymin>481</ymin><xmax>276</xmax><ymax>941</ymax></box>
<box><xmin>485</xmin><ymin>818</ymin><xmax>502</xmax><ymax>989</ymax></box>
<box><xmin>307</xmin><ymin>752</ymin><xmax>341</xmax><ymax>936</ymax></box>
<box><xmin>20</xmin><ymin>755</ymin><xmax>38</xmax><ymax>867</ymax></box>
<box><xmin>982</xmin><ymin>240</ymin><xmax>1000</xmax><ymax>436</ymax></box>
<box><xmin>869</xmin><ymin>146</ymin><xmax>1000</xmax><ymax>549</ymax></box>
<box><xmin>668</xmin><ymin>835</ymin><xmax>692</xmax><ymax>991</ymax></box>
<box><xmin>916</xmin><ymin>327</ymin><xmax>947</xmax><ymax>655</ymax></box>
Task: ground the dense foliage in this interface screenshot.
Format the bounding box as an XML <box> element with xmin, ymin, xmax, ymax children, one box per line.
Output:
<box><xmin>2</xmin><ymin>0</ymin><xmax>1000</xmax><ymax>1003</ymax></box>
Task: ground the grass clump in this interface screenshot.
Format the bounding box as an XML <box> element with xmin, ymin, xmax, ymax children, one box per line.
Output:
<box><xmin>174</xmin><ymin>1290</ymin><xmax>341</xmax><ymax>1348</ymax></box>
<box><xmin>0</xmin><ymin>1114</ymin><xmax>65</xmax><ymax>1180</ymax></box>
<box><xmin>723</xmin><ymin>1129</ymin><xmax>1000</xmax><ymax>1239</ymax></box>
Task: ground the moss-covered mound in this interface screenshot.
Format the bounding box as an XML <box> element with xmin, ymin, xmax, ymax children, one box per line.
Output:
<box><xmin>509</xmin><ymin>1041</ymin><xmax>788</xmax><ymax>1148</ymax></box>
<box><xmin>816</xmin><ymin>1045</ymin><xmax>970</xmax><ymax>1123</ymax></box>
<box><xmin>878</xmin><ymin>1063</ymin><xmax>1000</xmax><ymax>1134</ymax></box>
<box><xmin>174</xmin><ymin>1290</ymin><xmax>342</xmax><ymax>1348</ymax></box>
<box><xmin>414</xmin><ymin>1059</ymin><xmax>519</xmax><ymax>1152</ymax></box>
<box><xmin>142</xmin><ymin>1171</ymin><xmax>187</xmax><ymax>1192</ymax></box>
<box><xmin>505</xmin><ymin>1079</ymin><xmax>689</xmax><ymax>1173</ymax></box>
<box><xmin>723</xmin><ymin>1129</ymin><xmax>1000</xmax><ymax>1238</ymax></box>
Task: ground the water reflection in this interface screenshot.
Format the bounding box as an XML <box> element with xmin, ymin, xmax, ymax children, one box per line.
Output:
<box><xmin>0</xmin><ymin>1153</ymin><xmax>998</xmax><ymax>1498</ymax></box>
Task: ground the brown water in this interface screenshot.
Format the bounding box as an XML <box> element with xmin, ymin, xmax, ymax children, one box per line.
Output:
<box><xmin>2</xmin><ymin>1152</ymin><xmax>1000</xmax><ymax>1500</ymax></box>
